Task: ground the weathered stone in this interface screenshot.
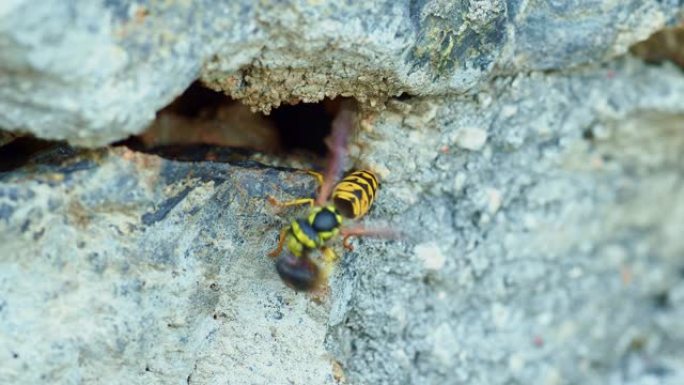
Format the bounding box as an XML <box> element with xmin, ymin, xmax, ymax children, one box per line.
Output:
<box><xmin>326</xmin><ymin>58</ymin><xmax>684</xmax><ymax>385</ymax></box>
<box><xmin>0</xmin><ymin>1</ymin><xmax>681</xmax><ymax>145</ymax></box>
<box><xmin>1</xmin><ymin>1</ymin><xmax>684</xmax><ymax>384</ymax></box>
<box><xmin>1</xmin><ymin>58</ymin><xmax>684</xmax><ymax>384</ymax></box>
<box><xmin>0</xmin><ymin>147</ymin><xmax>336</xmax><ymax>384</ymax></box>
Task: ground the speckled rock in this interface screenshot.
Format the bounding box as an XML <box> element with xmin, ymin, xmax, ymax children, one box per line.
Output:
<box><xmin>0</xmin><ymin>1</ymin><xmax>682</xmax><ymax>145</ymax></box>
<box><xmin>0</xmin><ymin>147</ymin><xmax>337</xmax><ymax>384</ymax></box>
<box><xmin>327</xmin><ymin>58</ymin><xmax>684</xmax><ymax>385</ymax></box>
<box><xmin>1</xmin><ymin>57</ymin><xmax>684</xmax><ymax>385</ymax></box>
<box><xmin>2</xmin><ymin>1</ymin><xmax>684</xmax><ymax>384</ymax></box>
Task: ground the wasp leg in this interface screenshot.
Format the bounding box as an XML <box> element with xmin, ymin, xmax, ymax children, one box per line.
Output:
<box><xmin>268</xmin><ymin>227</ymin><xmax>290</xmax><ymax>258</ymax></box>
<box><xmin>342</xmin><ymin>234</ymin><xmax>355</xmax><ymax>251</ymax></box>
<box><xmin>306</xmin><ymin>170</ymin><xmax>325</xmax><ymax>187</ymax></box>
<box><xmin>307</xmin><ymin>247</ymin><xmax>338</xmax><ymax>299</ymax></box>
<box><xmin>267</xmin><ymin>196</ymin><xmax>315</xmax><ymax>209</ymax></box>
<box><xmin>317</xmin><ymin>247</ymin><xmax>336</xmax><ymax>282</ymax></box>
<box><xmin>321</xmin><ymin>246</ymin><xmax>338</xmax><ymax>263</ymax></box>
<box><xmin>316</xmin><ymin>101</ymin><xmax>355</xmax><ymax>205</ymax></box>
<box><xmin>305</xmin><ymin>170</ymin><xmax>325</xmax><ymax>197</ymax></box>
<box><xmin>340</xmin><ymin>226</ymin><xmax>399</xmax><ymax>251</ymax></box>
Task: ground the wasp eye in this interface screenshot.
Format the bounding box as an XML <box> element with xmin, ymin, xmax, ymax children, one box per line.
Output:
<box><xmin>275</xmin><ymin>253</ymin><xmax>319</xmax><ymax>291</ymax></box>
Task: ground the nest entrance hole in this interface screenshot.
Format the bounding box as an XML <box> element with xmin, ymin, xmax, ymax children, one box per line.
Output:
<box><xmin>119</xmin><ymin>81</ymin><xmax>342</xmax><ymax>161</ymax></box>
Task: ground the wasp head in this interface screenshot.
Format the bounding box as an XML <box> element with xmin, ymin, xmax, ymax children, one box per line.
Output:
<box><xmin>275</xmin><ymin>252</ymin><xmax>321</xmax><ymax>291</ymax></box>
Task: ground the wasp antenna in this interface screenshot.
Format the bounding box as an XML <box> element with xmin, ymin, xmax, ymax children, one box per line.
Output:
<box><xmin>316</xmin><ymin>101</ymin><xmax>355</xmax><ymax>205</ymax></box>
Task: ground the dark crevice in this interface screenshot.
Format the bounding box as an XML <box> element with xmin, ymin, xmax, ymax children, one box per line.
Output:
<box><xmin>395</xmin><ymin>92</ymin><xmax>415</xmax><ymax>101</ymax></box>
<box><xmin>117</xmin><ymin>81</ymin><xmax>346</xmax><ymax>164</ymax></box>
<box><xmin>2</xmin><ymin>82</ymin><xmax>353</xmax><ymax>171</ymax></box>
<box><xmin>0</xmin><ymin>136</ymin><xmax>62</xmax><ymax>172</ymax></box>
<box><xmin>164</xmin><ymin>82</ymin><xmax>231</xmax><ymax>118</ymax></box>
<box><xmin>115</xmin><ymin>140</ymin><xmax>259</xmax><ymax>164</ymax></box>
<box><xmin>630</xmin><ymin>26</ymin><xmax>684</xmax><ymax>69</ymax></box>
<box><xmin>270</xmin><ymin>98</ymin><xmax>337</xmax><ymax>155</ymax></box>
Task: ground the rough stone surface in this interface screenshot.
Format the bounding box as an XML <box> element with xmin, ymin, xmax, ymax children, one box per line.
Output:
<box><xmin>331</xmin><ymin>58</ymin><xmax>684</xmax><ymax>385</ymax></box>
<box><xmin>2</xmin><ymin>2</ymin><xmax>684</xmax><ymax>385</ymax></box>
<box><xmin>0</xmin><ymin>147</ymin><xmax>336</xmax><ymax>384</ymax></box>
<box><xmin>0</xmin><ymin>1</ymin><xmax>682</xmax><ymax>145</ymax></box>
<box><xmin>1</xmin><ymin>58</ymin><xmax>684</xmax><ymax>385</ymax></box>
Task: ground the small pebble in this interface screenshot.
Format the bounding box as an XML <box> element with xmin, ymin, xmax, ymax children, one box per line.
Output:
<box><xmin>415</xmin><ymin>242</ymin><xmax>446</xmax><ymax>271</ymax></box>
<box><xmin>455</xmin><ymin>128</ymin><xmax>488</xmax><ymax>151</ymax></box>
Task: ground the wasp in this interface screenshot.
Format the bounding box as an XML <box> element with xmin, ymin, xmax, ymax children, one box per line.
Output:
<box><xmin>267</xmin><ymin>102</ymin><xmax>390</xmax><ymax>291</ymax></box>
<box><xmin>331</xmin><ymin>169</ymin><xmax>379</xmax><ymax>220</ymax></box>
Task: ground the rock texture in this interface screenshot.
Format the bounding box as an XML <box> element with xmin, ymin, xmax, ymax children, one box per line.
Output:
<box><xmin>1</xmin><ymin>58</ymin><xmax>684</xmax><ymax>384</ymax></box>
<box><xmin>1</xmin><ymin>1</ymin><xmax>684</xmax><ymax>385</ymax></box>
<box><xmin>330</xmin><ymin>58</ymin><xmax>684</xmax><ymax>385</ymax></box>
<box><xmin>0</xmin><ymin>1</ymin><xmax>682</xmax><ymax>145</ymax></box>
<box><xmin>0</xmin><ymin>147</ymin><xmax>336</xmax><ymax>384</ymax></box>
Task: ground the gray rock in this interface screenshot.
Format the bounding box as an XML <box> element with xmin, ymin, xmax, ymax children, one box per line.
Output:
<box><xmin>1</xmin><ymin>57</ymin><xmax>684</xmax><ymax>384</ymax></box>
<box><xmin>2</xmin><ymin>1</ymin><xmax>684</xmax><ymax>384</ymax></box>
<box><xmin>1</xmin><ymin>1</ymin><xmax>681</xmax><ymax>145</ymax></box>
<box><xmin>329</xmin><ymin>58</ymin><xmax>684</xmax><ymax>385</ymax></box>
<box><xmin>0</xmin><ymin>147</ymin><xmax>336</xmax><ymax>384</ymax></box>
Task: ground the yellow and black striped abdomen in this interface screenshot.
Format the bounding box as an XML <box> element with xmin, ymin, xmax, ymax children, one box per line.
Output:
<box><xmin>332</xmin><ymin>170</ymin><xmax>379</xmax><ymax>219</ymax></box>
